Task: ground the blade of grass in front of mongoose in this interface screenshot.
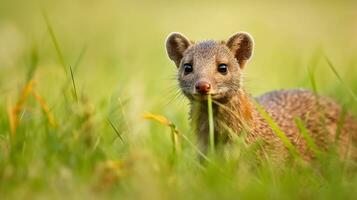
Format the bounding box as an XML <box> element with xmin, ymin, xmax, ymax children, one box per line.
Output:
<box><xmin>208</xmin><ymin>95</ymin><xmax>215</xmax><ymax>154</ymax></box>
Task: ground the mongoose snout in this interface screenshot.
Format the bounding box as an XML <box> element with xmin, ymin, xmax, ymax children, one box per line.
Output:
<box><xmin>195</xmin><ymin>80</ymin><xmax>211</xmax><ymax>95</ymax></box>
<box><xmin>165</xmin><ymin>32</ymin><xmax>357</xmax><ymax>160</ymax></box>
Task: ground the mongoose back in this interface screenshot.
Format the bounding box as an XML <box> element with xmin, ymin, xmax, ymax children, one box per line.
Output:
<box><xmin>165</xmin><ymin>32</ymin><xmax>357</xmax><ymax>160</ymax></box>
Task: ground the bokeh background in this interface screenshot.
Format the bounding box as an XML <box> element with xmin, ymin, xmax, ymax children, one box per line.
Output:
<box><xmin>0</xmin><ymin>0</ymin><xmax>357</xmax><ymax>199</ymax></box>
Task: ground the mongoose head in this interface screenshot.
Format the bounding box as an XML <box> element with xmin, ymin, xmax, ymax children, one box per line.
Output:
<box><xmin>166</xmin><ymin>32</ymin><xmax>254</xmax><ymax>102</ymax></box>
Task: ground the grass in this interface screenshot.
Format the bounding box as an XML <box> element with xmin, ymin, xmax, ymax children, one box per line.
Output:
<box><xmin>294</xmin><ymin>117</ymin><xmax>323</xmax><ymax>159</ymax></box>
<box><xmin>254</xmin><ymin>100</ymin><xmax>301</xmax><ymax>160</ymax></box>
<box><xmin>42</xmin><ymin>10</ymin><xmax>67</xmax><ymax>71</ymax></box>
<box><xmin>0</xmin><ymin>0</ymin><xmax>357</xmax><ymax>199</ymax></box>
<box><xmin>207</xmin><ymin>95</ymin><xmax>215</xmax><ymax>154</ymax></box>
<box><xmin>325</xmin><ymin>55</ymin><xmax>357</xmax><ymax>102</ymax></box>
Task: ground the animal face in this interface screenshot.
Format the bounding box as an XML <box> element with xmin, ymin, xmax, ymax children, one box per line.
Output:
<box><xmin>166</xmin><ymin>32</ymin><xmax>254</xmax><ymax>102</ymax></box>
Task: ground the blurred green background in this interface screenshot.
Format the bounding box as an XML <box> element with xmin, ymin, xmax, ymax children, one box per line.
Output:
<box><xmin>0</xmin><ymin>0</ymin><xmax>357</xmax><ymax>199</ymax></box>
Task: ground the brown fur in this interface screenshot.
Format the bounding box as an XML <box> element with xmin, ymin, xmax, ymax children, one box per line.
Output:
<box><xmin>165</xmin><ymin>32</ymin><xmax>357</xmax><ymax>160</ymax></box>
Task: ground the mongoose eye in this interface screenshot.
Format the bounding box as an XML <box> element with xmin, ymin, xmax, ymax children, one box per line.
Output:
<box><xmin>218</xmin><ymin>64</ymin><xmax>228</xmax><ymax>74</ymax></box>
<box><xmin>183</xmin><ymin>63</ymin><xmax>193</xmax><ymax>75</ymax></box>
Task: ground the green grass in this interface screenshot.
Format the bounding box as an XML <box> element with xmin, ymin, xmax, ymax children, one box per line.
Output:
<box><xmin>207</xmin><ymin>95</ymin><xmax>215</xmax><ymax>154</ymax></box>
<box><xmin>0</xmin><ymin>0</ymin><xmax>357</xmax><ymax>199</ymax></box>
<box><xmin>254</xmin><ymin>100</ymin><xmax>301</xmax><ymax>159</ymax></box>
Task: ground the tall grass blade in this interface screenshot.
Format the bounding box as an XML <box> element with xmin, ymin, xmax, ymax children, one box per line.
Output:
<box><xmin>325</xmin><ymin>55</ymin><xmax>357</xmax><ymax>102</ymax></box>
<box><xmin>307</xmin><ymin>52</ymin><xmax>320</xmax><ymax>96</ymax></box>
<box><xmin>118</xmin><ymin>97</ymin><xmax>131</xmax><ymax>134</ymax></box>
<box><xmin>254</xmin><ymin>100</ymin><xmax>300</xmax><ymax>159</ymax></box>
<box><xmin>42</xmin><ymin>10</ymin><xmax>66</xmax><ymax>70</ymax></box>
<box><xmin>294</xmin><ymin>117</ymin><xmax>322</xmax><ymax>158</ymax></box>
<box><xmin>58</xmin><ymin>46</ymin><xmax>87</xmax><ymax>103</ymax></box>
<box><xmin>43</xmin><ymin>11</ymin><xmax>82</xmax><ymax>103</ymax></box>
<box><xmin>207</xmin><ymin>95</ymin><xmax>215</xmax><ymax>154</ymax></box>
<box><xmin>69</xmin><ymin>65</ymin><xmax>79</xmax><ymax>103</ymax></box>
<box><xmin>73</xmin><ymin>45</ymin><xmax>87</xmax><ymax>72</ymax></box>
<box><xmin>107</xmin><ymin>117</ymin><xmax>124</xmax><ymax>143</ymax></box>
<box><xmin>26</xmin><ymin>44</ymin><xmax>39</xmax><ymax>82</ymax></box>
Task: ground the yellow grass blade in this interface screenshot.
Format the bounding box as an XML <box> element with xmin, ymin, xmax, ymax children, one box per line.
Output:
<box><xmin>7</xmin><ymin>98</ymin><xmax>16</xmax><ymax>135</ymax></box>
<box><xmin>32</xmin><ymin>90</ymin><xmax>57</xmax><ymax>128</ymax></box>
<box><xmin>13</xmin><ymin>80</ymin><xmax>36</xmax><ymax>113</ymax></box>
<box><xmin>143</xmin><ymin>112</ymin><xmax>213</xmax><ymax>162</ymax></box>
<box><xmin>143</xmin><ymin>113</ymin><xmax>180</xmax><ymax>153</ymax></box>
<box><xmin>143</xmin><ymin>113</ymin><xmax>172</xmax><ymax>126</ymax></box>
<box><xmin>7</xmin><ymin>80</ymin><xmax>36</xmax><ymax>134</ymax></box>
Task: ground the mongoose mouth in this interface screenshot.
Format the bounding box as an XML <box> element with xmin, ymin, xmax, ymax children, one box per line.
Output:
<box><xmin>192</xmin><ymin>93</ymin><xmax>223</xmax><ymax>101</ymax></box>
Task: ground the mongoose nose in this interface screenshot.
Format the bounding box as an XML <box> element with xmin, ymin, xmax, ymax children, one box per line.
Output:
<box><xmin>195</xmin><ymin>81</ymin><xmax>211</xmax><ymax>94</ymax></box>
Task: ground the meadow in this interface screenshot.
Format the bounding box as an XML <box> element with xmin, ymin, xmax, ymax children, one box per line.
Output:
<box><xmin>0</xmin><ymin>0</ymin><xmax>357</xmax><ymax>199</ymax></box>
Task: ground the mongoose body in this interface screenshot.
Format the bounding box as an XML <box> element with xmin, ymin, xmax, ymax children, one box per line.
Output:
<box><xmin>165</xmin><ymin>32</ymin><xmax>357</xmax><ymax>160</ymax></box>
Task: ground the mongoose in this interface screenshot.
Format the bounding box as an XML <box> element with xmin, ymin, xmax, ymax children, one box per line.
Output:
<box><xmin>165</xmin><ymin>32</ymin><xmax>357</xmax><ymax>160</ymax></box>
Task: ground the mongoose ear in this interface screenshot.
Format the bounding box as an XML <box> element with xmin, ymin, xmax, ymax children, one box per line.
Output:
<box><xmin>166</xmin><ymin>32</ymin><xmax>192</xmax><ymax>67</ymax></box>
<box><xmin>226</xmin><ymin>32</ymin><xmax>254</xmax><ymax>69</ymax></box>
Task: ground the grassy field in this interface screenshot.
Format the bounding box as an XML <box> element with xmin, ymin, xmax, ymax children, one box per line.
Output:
<box><xmin>1</xmin><ymin>0</ymin><xmax>357</xmax><ymax>199</ymax></box>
